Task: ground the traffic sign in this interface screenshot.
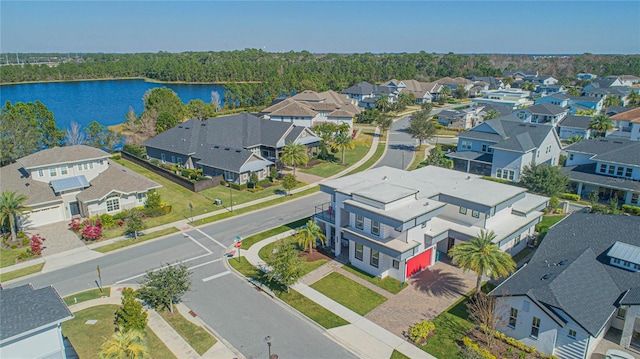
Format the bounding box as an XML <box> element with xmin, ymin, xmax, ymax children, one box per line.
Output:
<box><xmin>235</xmin><ymin>236</ymin><xmax>242</xmax><ymax>243</ymax></box>
<box><xmin>235</xmin><ymin>241</ymin><xmax>242</xmax><ymax>248</ymax></box>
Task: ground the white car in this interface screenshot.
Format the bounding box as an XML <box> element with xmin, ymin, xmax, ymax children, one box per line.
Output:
<box><xmin>606</xmin><ymin>349</ymin><xmax>637</xmax><ymax>359</ymax></box>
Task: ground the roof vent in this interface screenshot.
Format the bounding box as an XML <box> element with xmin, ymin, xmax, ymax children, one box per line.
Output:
<box><xmin>541</xmin><ymin>273</ymin><xmax>554</xmax><ymax>280</ymax></box>
<box><xmin>201</xmin><ymin>123</ymin><xmax>206</xmax><ymax>126</ymax></box>
<box><xmin>178</xmin><ymin>126</ymin><xmax>183</xmax><ymax>128</ymax></box>
<box><xmin>182</xmin><ymin>139</ymin><xmax>186</xmax><ymax>142</ymax></box>
<box><xmin>466</xmin><ymin>176</ymin><xmax>471</xmax><ymax>180</ymax></box>
<box><xmin>214</xmin><ymin>146</ymin><xmax>219</xmax><ymax>149</ymax></box>
<box><xmin>184</xmin><ymin>127</ymin><xmax>190</xmax><ymax>129</ymax></box>
<box><xmin>558</xmin><ymin>260</ymin><xmax>568</xmax><ymax>265</ymax></box>
<box><xmin>519</xmin><ymin>124</ymin><xmax>527</xmax><ymax>126</ymax></box>
<box><xmin>224</xmin><ymin>148</ymin><xmax>230</xmax><ymax>151</ymax></box>
<box><xmin>382</xmin><ymin>176</ymin><xmax>388</xmax><ymax>181</ymax></box>
<box><xmin>235</xmin><ymin>150</ymin><xmax>241</xmax><ymax>153</ymax></box>
<box><xmin>423</xmin><ymin>201</ymin><xmax>429</xmax><ymax>207</ymax></box>
<box><xmin>614</xmin><ymin>141</ymin><xmax>623</xmax><ymax>144</ymax></box>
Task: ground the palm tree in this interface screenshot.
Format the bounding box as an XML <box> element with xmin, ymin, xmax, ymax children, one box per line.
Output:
<box><xmin>566</xmin><ymin>135</ymin><xmax>584</xmax><ymax>144</ymax></box>
<box><xmin>295</xmin><ymin>219</ymin><xmax>326</xmax><ymax>254</ymax></box>
<box><xmin>439</xmin><ymin>86</ymin><xmax>452</xmax><ymax>101</ymax></box>
<box><xmin>567</xmin><ymin>87</ymin><xmax>581</xmax><ymax>96</ymax></box>
<box><xmin>0</xmin><ymin>191</ymin><xmax>31</xmax><ymax>242</ymax></box>
<box><xmin>483</xmin><ymin>109</ymin><xmax>501</xmax><ymax>121</ymax></box>
<box><xmin>375</xmin><ymin>94</ymin><xmax>391</xmax><ymax>112</ymax></box>
<box><xmin>332</xmin><ymin>131</ymin><xmax>355</xmax><ymax>165</ymax></box>
<box><xmin>280</xmin><ymin>142</ymin><xmax>308</xmax><ymax>176</ymax></box>
<box><xmin>449</xmin><ymin>230</ymin><xmax>516</xmax><ymax>295</ymax></box>
<box><xmin>589</xmin><ymin>114</ymin><xmax>614</xmax><ymax>137</ymax></box>
<box><xmin>627</xmin><ymin>91</ymin><xmax>640</xmax><ymax>107</ymax></box>
<box><xmin>99</xmin><ymin>328</ymin><xmax>148</xmax><ymax>359</ymax></box>
<box><xmin>603</xmin><ymin>95</ymin><xmax>622</xmax><ymax>109</ymax></box>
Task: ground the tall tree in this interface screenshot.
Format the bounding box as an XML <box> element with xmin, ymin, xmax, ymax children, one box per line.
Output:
<box><xmin>314</xmin><ymin>122</ymin><xmax>338</xmax><ymax>160</ymax></box>
<box><xmin>282</xmin><ymin>174</ymin><xmax>297</xmax><ymax>195</ymax></box>
<box><xmin>589</xmin><ymin>114</ymin><xmax>614</xmax><ymax>137</ymax></box>
<box><xmin>295</xmin><ymin>219</ymin><xmax>326</xmax><ymax>254</ymax></box>
<box><xmin>407</xmin><ymin>109</ymin><xmax>436</xmax><ymax>146</ymax></box>
<box><xmin>419</xmin><ymin>145</ymin><xmax>453</xmax><ymax>169</ymax></box>
<box><xmin>280</xmin><ymin>142</ymin><xmax>308</xmax><ymax>175</ymax></box>
<box><xmin>453</xmin><ymin>86</ymin><xmax>469</xmax><ymax>99</ymax></box>
<box><xmin>141</xmin><ymin>87</ymin><xmax>185</xmax><ymax>133</ymax></box>
<box><xmin>449</xmin><ymin>230</ymin><xmax>516</xmax><ymax>295</ymax></box>
<box><xmin>85</xmin><ymin>121</ymin><xmax>123</xmax><ymax>152</ymax></box>
<box><xmin>603</xmin><ymin>95</ymin><xmax>622</xmax><ymax>109</ymax></box>
<box><xmin>266</xmin><ymin>239</ymin><xmax>304</xmax><ymax>292</ymax></box>
<box><xmin>136</xmin><ymin>263</ymin><xmax>192</xmax><ymax>314</ymax></box>
<box><xmin>332</xmin><ymin>131</ymin><xmax>355</xmax><ymax>165</ymax></box>
<box><xmin>0</xmin><ymin>191</ymin><xmax>31</xmax><ymax>242</ymax></box>
<box><xmin>99</xmin><ymin>329</ymin><xmax>148</xmax><ymax>359</ymax></box>
<box><xmin>65</xmin><ymin>121</ymin><xmax>85</xmax><ymax>145</ymax></box>
<box><xmin>627</xmin><ymin>91</ymin><xmax>640</xmax><ymax>107</ymax></box>
<box><xmin>483</xmin><ymin>109</ymin><xmax>501</xmax><ymax>121</ymax></box>
<box><xmin>374</xmin><ymin>94</ymin><xmax>392</xmax><ymax>112</ymax></box>
<box><xmin>567</xmin><ymin>87</ymin><xmax>581</xmax><ymax>96</ymax></box>
<box><xmin>114</xmin><ymin>288</ymin><xmax>148</xmax><ymax>333</ymax></box>
<box><xmin>186</xmin><ymin>99</ymin><xmax>216</xmax><ymax>120</ymax></box>
<box><xmin>519</xmin><ymin>163</ymin><xmax>569</xmax><ymax>197</ymax></box>
<box><xmin>125</xmin><ymin>209</ymin><xmax>147</xmax><ymax>240</ymax></box>
<box><xmin>376</xmin><ymin>113</ymin><xmax>393</xmax><ymax>136</ymax></box>
<box><xmin>439</xmin><ymin>86</ymin><xmax>452</xmax><ymax>101</ymax></box>
<box><xmin>0</xmin><ymin>100</ymin><xmax>64</xmax><ymax>165</ymax></box>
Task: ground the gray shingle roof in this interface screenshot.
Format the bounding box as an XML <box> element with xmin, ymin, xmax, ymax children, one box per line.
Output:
<box><xmin>606</xmin><ymin>106</ymin><xmax>632</xmax><ymax>116</ymax></box>
<box><xmin>17</xmin><ymin>145</ymin><xmax>111</xmax><ymax>169</ymax></box>
<box><xmin>76</xmin><ymin>161</ymin><xmax>161</xmax><ymax>202</ymax></box>
<box><xmin>0</xmin><ymin>162</ymin><xmax>61</xmax><ymax>206</ymax></box>
<box><xmin>564</xmin><ymin>138</ymin><xmax>640</xmax><ymax>166</ymax></box>
<box><xmin>491</xmin><ymin>213</ymin><xmax>640</xmax><ymax>336</ymax></box>
<box><xmin>558</xmin><ymin>115</ymin><xmax>592</xmax><ymax>129</ymax></box>
<box><xmin>620</xmin><ymin>288</ymin><xmax>640</xmax><ymax>305</ymax></box>
<box><xmin>0</xmin><ymin>284</ymin><xmax>73</xmax><ymax>343</ymax></box>
<box><xmin>522</xmin><ymin>103</ymin><xmax>568</xmax><ymax>116</ymax></box>
<box><xmin>561</xmin><ymin>164</ymin><xmax>640</xmax><ymax>192</ymax></box>
<box><xmin>478</xmin><ymin>103</ymin><xmax>513</xmax><ymax>116</ymax></box>
<box><xmin>585</xmin><ymin>86</ymin><xmax>632</xmax><ymax>96</ymax></box>
<box><xmin>459</xmin><ymin>116</ymin><xmax>555</xmax><ymax>153</ymax></box>
<box><xmin>342</xmin><ymin>81</ymin><xmax>393</xmax><ymax>96</ymax></box>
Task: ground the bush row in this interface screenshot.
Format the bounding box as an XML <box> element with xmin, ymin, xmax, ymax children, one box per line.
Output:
<box><xmin>462</xmin><ymin>336</ymin><xmax>496</xmax><ymax>359</ymax></box>
<box><xmin>479</xmin><ymin>325</ymin><xmax>558</xmax><ymax>359</ymax></box>
<box><xmin>559</xmin><ymin>193</ymin><xmax>580</xmax><ymax>201</ymax></box>
<box><xmin>622</xmin><ymin>204</ymin><xmax>640</xmax><ymax>216</ymax></box>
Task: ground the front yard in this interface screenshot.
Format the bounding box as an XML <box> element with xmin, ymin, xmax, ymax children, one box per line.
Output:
<box><xmin>299</xmin><ymin>129</ymin><xmax>376</xmax><ymax>178</ymax></box>
<box><xmin>311</xmin><ymin>272</ymin><xmax>387</xmax><ymax>315</ymax></box>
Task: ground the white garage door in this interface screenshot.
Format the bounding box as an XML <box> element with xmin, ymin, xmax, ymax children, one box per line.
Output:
<box><xmin>25</xmin><ymin>205</ymin><xmax>65</xmax><ymax>227</ymax></box>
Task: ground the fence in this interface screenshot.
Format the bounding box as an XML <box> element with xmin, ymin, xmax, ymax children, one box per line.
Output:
<box><xmin>120</xmin><ymin>152</ymin><xmax>222</xmax><ymax>192</ymax></box>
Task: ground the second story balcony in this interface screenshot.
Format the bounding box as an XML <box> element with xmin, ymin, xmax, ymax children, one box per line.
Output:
<box><xmin>314</xmin><ymin>202</ymin><xmax>335</xmax><ymax>224</ymax></box>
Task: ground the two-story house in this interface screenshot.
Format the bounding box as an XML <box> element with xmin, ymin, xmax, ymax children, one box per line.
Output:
<box><xmin>0</xmin><ymin>284</ymin><xmax>74</xmax><ymax>359</ymax></box>
<box><xmin>437</xmin><ymin>107</ymin><xmax>484</xmax><ymax>129</ymax></box>
<box><xmin>490</xmin><ymin>213</ymin><xmax>640</xmax><ymax>359</ymax></box>
<box><xmin>143</xmin><ymin>114</ymin><xmax>321</xmax><ymax>185</ymax></box>
<box><xmin>557</xmin><ymin>115</ymin><xmax>593</xmax><ymax>140</ymax></box>
<box><xmin>314</xmin><ymin>166</ymin><xmax>548</xmax><ymax>281</ymax></box>
<box><xmin>607</xmin><ymin>107</ymin><xmax>640</xmax><ymax>142</ymax></box>
<box><xmin>435</xmin><ymin>77</ymin><xmax>476</xmax><ymax>92</ymax></box>
<box><xmin>383</xmin><ymin>79</ymin><xmax>435</xmax><ymax>104</ymax></box>
<box><xmin>341</xmin><ymin>81</ymin><xmax>396</xmax><ymax>108</ymax></box>
<box><xmin>582</xmin><ymin>77</ymin><xmax>623</xmax><ymax>93</ymax></box>
<box><xmin>534</xmin><ymin>93</ymin><xmax>604</xmax><ymax>115</ymax></box>
<box><xmin>584</xmin><ymin>87</ymin><xmax>633</xmax><ymax>107</ymax></box>
<box><xmin>0</xmin><ymin>146</ymin><xmax>161</xmax><ymax>228</ymax></box>
<box><xmin>472</xmin><ymin>89</ymin><xmax>533</xmax><ymax>109</ymax></box>
<box><xmin>448</xmin><ymin>116</ymin><xmax>562</xmax><ymax>182</ymax></box>
<box><xmin>562</xmin><ymin>138</ymin><xmax>640</xmax><ymax>206</ymax></box>
<box><xmin>513</xmin><ymin>103</ymin><xmax>570</xmax><ymax>127</ymax></box>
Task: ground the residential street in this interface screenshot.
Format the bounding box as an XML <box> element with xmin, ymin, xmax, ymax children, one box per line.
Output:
<box><xmin>8</xmin><ymin>192</ymin><xmax>358</xmax><ymax>359</ymax></box>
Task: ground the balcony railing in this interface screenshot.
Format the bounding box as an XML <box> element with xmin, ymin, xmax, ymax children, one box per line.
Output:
<box><xmin>314</xmin><ymin>202</ymin><xmax>335</xmax><ymax>224</ymax></box>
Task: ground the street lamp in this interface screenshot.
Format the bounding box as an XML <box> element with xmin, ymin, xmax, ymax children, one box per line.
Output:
<box><xmin>264</xmin><ymin>336</ymin><xmax>278</xmax><ymax>359</ymax></box>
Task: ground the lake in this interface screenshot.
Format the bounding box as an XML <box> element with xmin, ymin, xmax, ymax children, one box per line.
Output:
<box><xmin>0</xmin><ymin>79</ymin><xmax>226</xmax><ymax>129</ymax></box>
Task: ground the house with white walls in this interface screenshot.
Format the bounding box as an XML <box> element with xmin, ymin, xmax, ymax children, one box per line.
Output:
<box><xmin>0</xmin><ymin>146</ymin><xmax>161</xmax><ymax>228</ymax></box>
<box><xmin>313</xmin><ymin>166</ymin><xmax>547</xmax><ymax>281</ymax></box>
<box><xmin>490</xmin><ymin>213</ymin><xmax>640</xmax><ymax>359</ymax></box>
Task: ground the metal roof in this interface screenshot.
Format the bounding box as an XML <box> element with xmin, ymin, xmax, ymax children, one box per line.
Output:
<box><xmin>50</xmin><ymin>175</ymin><xmax>89</xmax><ymax>193</ymax></box>
<box><xmin>608</xmin><ymin>241</ymin><xmax>640</xmax><ymax>265</ymax></box>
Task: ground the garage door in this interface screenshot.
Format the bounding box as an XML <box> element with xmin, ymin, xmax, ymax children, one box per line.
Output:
<box><xmin>406</xmin><ymin>248</ymin><xmax>432</xmax><ymax>279</ymax></box>
<box><xmin>25</xmin><ymin>205</ymin><xmax>64</xmax><ymax>227</ymax></box>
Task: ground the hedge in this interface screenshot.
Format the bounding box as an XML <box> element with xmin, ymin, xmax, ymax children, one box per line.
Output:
<box><xmin>622</xmin><ymin>204</ymin><xmax>640</xmax><ymax>216</ymax></box>
<box><xmin>560</xmin><ymin>193</ymin><xmax>580</xmax><ymax>201</ymax></box>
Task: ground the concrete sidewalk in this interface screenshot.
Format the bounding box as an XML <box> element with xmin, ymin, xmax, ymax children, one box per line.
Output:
<box><xmin>67</xmin><ymin>287</ymin><xmax>241</xmax><ymax>359</ymax></box>
<box><xmin>241</xmin><ymin>232</ymin><xmax>435</xmax><ymax>359</ymax></box>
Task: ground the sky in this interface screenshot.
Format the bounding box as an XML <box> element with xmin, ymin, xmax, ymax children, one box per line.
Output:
<box><xmin>1</xmin><ymin>1</ymin><xmax>639</xmax><ymax>55</ymax></box>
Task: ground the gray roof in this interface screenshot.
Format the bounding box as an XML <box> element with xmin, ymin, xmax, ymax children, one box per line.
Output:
<box><xmin>606</xmin><ymin>106</ymin><xmax>632</xmax><ymax>116</ymax></box>
<box><xmin>620</xmin><ymin>288</ymin><xmax>640</xmax><ymax>306</ymax></box>
<box><xmin>76</xmin><ymin>161</ymin><xmax>161</xmax><ymax>202</ymax></box>
<box><xmin>342</xmin><ymin>81</ymin><xmax>393</xmax><ymax>96</ymax></box>
<box><xmin>17</xmin><ymin>145</ymin><xmax>111</xmax><ymax>169</ymax></box>
<box><xmin>558</xmin><ymin>115</ymin><xmax>592</xmax><ymax>129</ymax></box>
<box><xmin>491</xmin><ymin>213</ymin><xmax>640</xmax><ymax>337</ymax></box>
<box><xmin>478</xmin><ymin>103</ymin><xmax>512</xmax><ymax>116</ymax></box>
<box><xmin>564</xmin><ymin>138</ymin><xmax>640</xmax><ymax>166</ymax></box>
<box><xmin>561</xmin><ymin>164</ymin><xmax>640</xmax><ymax>192</ymax></box>
<box><xmin>0</xmin><ymin>162</ymin><xmax>62</xmax><ymax>206</ymax></box>
<box><xmin>446</xmin><ymin>151</ymin><xmax>494</xmax><ymax>163</ymax></box>
<box><xmin>585</xmin><ymin>86</ymin><xmax>632</xmax><ymax>96</ymax></box>
<box><xmin>459</xmin><ymin>116</ymin><xmax>555</xmax><ymax>153</ymax></box>
<box><xmin>522</xmin><ymin>103</ymin><xmax>568</xmax><ymax>116</ymax></box>
<box><xmin>0</xmin><ymin>284</ymin><xmax>73</xmax><ymax>343</ymax></box>
<box><xmin>588</xmin><ymin>77</ymin><xmax>620</xmax><ymax>89</ymax></box>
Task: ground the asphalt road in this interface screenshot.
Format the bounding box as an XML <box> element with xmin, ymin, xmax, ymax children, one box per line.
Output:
<box><xmin>375</xmin><ymin>116</ymin><xmax>417</xmax><ymax>170</ymax></box>
<box><xmin>9</xmin><ymin>191</ymin><xmax>357</xmax><ymax>359</ymax></box>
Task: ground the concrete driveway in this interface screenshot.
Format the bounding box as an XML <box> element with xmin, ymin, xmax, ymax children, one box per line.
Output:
<box><xmin>27</xmin><ymin>222</ymin><xmax>85</xmax><ymax>256</ymax></box>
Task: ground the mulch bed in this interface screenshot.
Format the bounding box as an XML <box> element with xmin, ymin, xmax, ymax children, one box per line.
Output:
<box><xmin>465</xmin><ymin>328</ymin><xmax>539</xmax><ymax>359</ymax></box>
<box><xmin>298</xmin><ymin>248</ymin><xmax>334</xmax><ymax>262</ymax></box>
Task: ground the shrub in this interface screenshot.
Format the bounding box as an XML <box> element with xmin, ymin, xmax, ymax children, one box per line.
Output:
<box><xmin>22</xmin><ymin>237</ymin><xmax>30</xmax><ymax>246</ymax></box>
<box><xmin>100</xmin><ymin>213</ymin><xmax>116</xmax><ymax>229</ymax></box>
<box><xmin>622</xmin><ymin>204</ymin><xmax>640</xmax><ymax>216</ymax></box>
<box><xmin>80</xmin><ymin>219</ymin><xmax>103</xmax><ymax>241</ymax></box>
<box><xmin>229</xmin><ymin>182</ymin><xmax>246</xmax><ymax>190</ymax></box>
<box><xmin>123</xmin><ymin>144</ymin><xmax>145</xmax><ymax>158</ymax></box>
<box><xmin>219</xmin><ymin>179</ymin><xmax>226</xmax><ymax>186</ymax></box>
<box><xmin>461</xmin><ymin>337</ymin><xmax>496</xmax><ymax>359</ymax></box>
<box><xmin>408</xmin><ymin>320</ymin><xmax>435</xmax><ymax>343</ymax></box>
<box><xmin>548</xmin><ymin>196</ymin><xmax>559</xmax><ymax>210</ymax></box>
<box><xmin>145</xmin><ymin>191</ymin><xmax>162</xmax><ymax>209</ymax></box>
<box><xmin>149</xmin><ymin>158</ymin><xmax>160</xmax><ymax>166</ymax></box>
<box><xmin>29</xmin><ymin>234</ymin><xmax>46</xmax><ymax>255</ymax></box>
<box><xmin>17</xmin><ymin>231</ymin><xmax>25</xmax><ymax>239</ymax></box>
<box><xmin>17</xmin><ymin>248</ymin><xmax>33</xmax><ymax>261</ymax></box>
<box><xmin>559</xmin><ymin>193</ymin><xmax>580</xmax><ymax>201</ymax></box>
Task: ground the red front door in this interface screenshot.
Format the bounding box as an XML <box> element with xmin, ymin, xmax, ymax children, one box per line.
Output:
<box><xmin>405</xmin><ymin>248</ymin><xmax>432</xmax><ymax>279</ymax></box>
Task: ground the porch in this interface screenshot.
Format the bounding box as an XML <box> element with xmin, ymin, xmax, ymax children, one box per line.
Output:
<box><xmin>591</xmin><ymin>327</ymin><xmax>639</xmax><ymax>359</ymax></box>
<box><xmin>447</xmin><ymin>151</ymin><xmax>493</xmax><ymax>176</ymax></box>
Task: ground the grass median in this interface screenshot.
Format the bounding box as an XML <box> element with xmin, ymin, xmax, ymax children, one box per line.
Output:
<box><xmin>63</xmin><ymin>287</ymin><xmax>110</xmax><ymax>306</ymax></box>
<box><xmin>159</xmin><ymin>310</ymin><xmax>216</xmax><ymax>355</ymax></box>
<box><xmin>0</xmin><ymin>263</ymin><xmax>44</xmax><ymax>282</ymax></box>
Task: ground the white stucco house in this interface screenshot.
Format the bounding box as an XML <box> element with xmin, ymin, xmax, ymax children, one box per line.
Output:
<box><xmin>313</xmin><ymin>166</ymin><xmax>548</xmax><ymax>282</ymax></box>
<box><xmin>0</xmin><ymin>284</ymin><xmax>74</xmax><ymax>359</ymax></box>
<box><xmin>490</xmin><ymin>213</ymin><xmax>640</xmax><ymax>359</ymax></box>
<box><xmin>0</xmin><ymin>145</ymin><xmax>161</xmax><ymax>228</ymax></box>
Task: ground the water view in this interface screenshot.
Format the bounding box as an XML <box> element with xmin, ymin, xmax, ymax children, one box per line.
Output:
<box><xmin>0</xmin><ymin>79</ymin><xmax>225</xmax><ymax>129</ymax></box>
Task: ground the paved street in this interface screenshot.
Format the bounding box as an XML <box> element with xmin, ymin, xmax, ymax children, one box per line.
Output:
<box><xmin>375</xmin><ymin>116</ymin><xmax>417</xmax><ymax>170</ymax></box>
<box><xmin>8</xmin><ymin>192</ymin><xmax>358</xmax><ymax>359</ymax></box>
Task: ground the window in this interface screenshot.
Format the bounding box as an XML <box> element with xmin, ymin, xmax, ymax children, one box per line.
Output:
<box><xmin>461</xmin><ymin>141</ymin><xmax>472</xmax><ymax>150</ymax></box>
<box><xmin>355</xmin><ymin>214</ymin><xmax>364</xmax><ymax>230</ymax></box>
<box><xmin>171</xmin><ymin>155</ymin><xmax>176</xmax><ymax>163</ymax></box>
<box><xmin>509</xmin><ymin>308</ymin><xmax>518</xmax><ymax>329</ymax></box>
<box><xmin>77</xmin><ymin>164</ymin><xmax>82</xmax><ymax>171</ymax></box>
<box><xmin>355</xmin><ymin>243</ymin><xmax>363</xmax><ymax>261</ymax></box>
<box><xmin>617</xmin><ymin>307</ymin><xmax>627</xmax><ymax>319</ymax></box>
<box><xmin>632</xmin><ymin>193</ymin><xmax>639</xmax><ymax>205</ymax></box>
<box><xmin>568</xmin><ymin>329</ymin><xmax>577</xmax><ymax>339</ymax></box>
<box><xmin>599</xmin><ymin>164</ymin><xmax>607</xmax><ymax>173</ymax></box>
<box><xmin>608</xmin><ymin>166</ymin><xmax>615</xmax><ymax>175</ymax></box>
<box><xmin>531</xmin><ymin>317</ymin><xmax>541</xmax><ymax>339</ymax></box>
<box><xmin>99</xmin><ymin>159</ymin><xmax>104</xmax><ymax>165</ymax></box>
<box><xmin>161</xmin><ymin>154</ymin><xmax>166</xmax><ymax>163</ymax></box>
<box><xmin>370</xmin><ymin>249</ymin><xmax>379</xmax><ymax>268</ymax></box>
<box><xmin>617</xmin><ymin>167</ymin><xmax>624</xmax><ymax>176</ymax></box>
<box><xmin>371</xmin><ymin>220</ymin><xmax>380</xmax><ymax>236</ymax></box>
<box><xmin>83</xmin><ymin>163</ymin><xmax>88</xmax><ymax>170</ymax></box>
<box><xmin>496</xmin><ymin>169</ymin><xmax>502</xmax><ymax>178</ymax></box>
<box><xmin>569</xmin><ymin>154</ymin><xmax>574</xmax><ymax>161</ymax></box>
<box><xmin>392</xmin><ymin>260</ymin><xmax>400</xmax><ymax>270</ymax></box>
<box><xmin>49</xmin><ymin>168</ymin><xmax>57</xmax><ymax>177</ymax></box>
<box><xmin>472</xmin><ymin>210</ymin><xmax>480</xmax><ymax>218</ymax></box>
<box><xmin>106</xmin><ymin>196</ymin><xmax>120</xmax><ymax>212</ymax></box>
<box><xmin>459</xmin><ymin>207</ymin><xmax>468</xmax><ymax>215</ymax></box>
<box><xmin>626</xmin><ymin>168</ymin><xmax>633</xmax><ymax>177</ymax></box>
<box><xmin>514</xmin><ymin>234</ymin><xmax>522</xmax><ymax>247</ymax></box>
<box><xmin>613</xmin><ymin>258</ymin><xmax>621</xmax><ymax>264</ymax></box>
<box><xmin>177</xmin><ymin>157</ymin><xmax>183</xmax><ymax>165</ymax></box>
<box><xmin>89</xmin><ymin>162</ymin><xmax>93</xmax><ymax>169</ymax></box>
<box><xmin>482</xmin><ymin>144</ymin><xmax>491</xmax><ymax>153</ymax></box>
<box><xmin>61</xmin><ymin>166</ymin><xmax>68</xmax><ymax>175</ymax></box>
<box><xmin>136</xmin><ymin>193</ymin><xmax>145</xmax><ymax>201</ymax></box>
<box><xmin>38</xmin><ymin>169</ymin><xmax>43</xmax><ymax>177</ymax></box>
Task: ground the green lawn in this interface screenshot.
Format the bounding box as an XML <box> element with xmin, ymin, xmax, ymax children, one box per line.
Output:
<box><xmin>299</xmin><ymin>129</ymin><xmax>376</xmax><ymax>177</ymax></box>
<box><xmin>390</xmin><ymin>349</ymin><xmax>411</xmax><ymax>359</ymax></box>
<box><xmin>198</xmin><ymin>182</ymin><xmax>296</xmax><ymax>207</ymax></box>
<box><xmin>341</xmin><ymin>264</ymin><xmax>405</xmax><ymax>294</ymax></box>
<box><xmin>242</xmin><ymin>218</ymin><xmax>308</xmax><ymax>249</ymax></box>
<box><xmin>512</xmin><ymin>247</ymin><xmax>534</xmax><ymax>264</ymax></box>
<box><xmin>311</xmin><ymin>272</ymin><xmax>387</xmax><ymax>315</ymax></box>
<box><xmin>535</xmin><ymin>214</ymin><xmax>567</xmax><ymax>241</ymax></box>
<box><xmin>258</xmin><ymin>236</ymin><xmax>328</xmax><ymax>277</ymax></box>
<box><xmin>159</xmin><ymin>311</ymin><xmax>216</xmax><ymax>355</ymax></box>
<box><xmin>0</xmin><ymin>263</ymin><xmax>44</xmax><ymax>282</ymax></box>
<box><xmin>94</xmin><ymin>228</ymin><xmax>180</xmax><ymax>253</ymax></box>
<box><xmin>64</xmin><ymin>287</ymin><xmax>110</xmax><ymax>306</ymax></box>
<box><xmin>1</xmin><ymin>246</ymin><xmax>33</xmax><ymax>268</ymax></box>
<box><xmin>62</xmin><ymin>305</ymin><xmax>176</xmax><ymax>359</ymax></box>
<box><xmin>406</xmin><ymin>146</ymin><xmax>428</xmax><ymax>171</ymax></box>
<box><xmin>228</xmin><ymin>257</ymin><xmax>348</xmax><ymax>329</ymax></box>
<box><xmin>419</xmin><ymin>283</ymin><xmax>496</xmax><ymax>358</ymax></box>
<box><xmin>345</xmin><ymin>142</ymin><xmax>385</xmax><ymax>175</ymax></box>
